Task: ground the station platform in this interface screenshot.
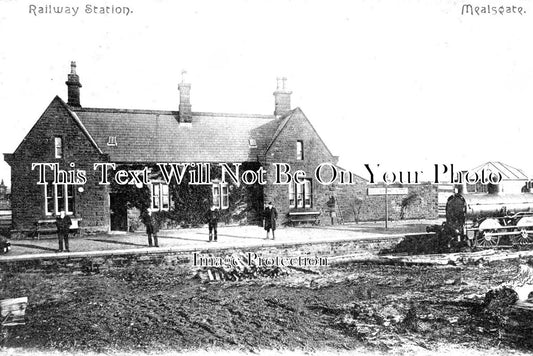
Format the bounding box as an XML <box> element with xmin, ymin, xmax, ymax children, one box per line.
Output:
<box><xmin>0</xmin><ymin>220</ymin><xmax>437</xmax><ymax>262</ymax></box>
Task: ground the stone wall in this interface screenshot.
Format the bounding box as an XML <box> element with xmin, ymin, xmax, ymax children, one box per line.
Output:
<box><xmin>0</xmin><ymin>236</ymin><xmax>403</xmax><ymax>273</ymax></box>
<box><xmin>319</xmin><ymin>181</ymin><xmax>439</xmax><ymax>224</ymax></box>
<box><xmin>5</xmin><ymin>97</ymin><xmax>110</xmax><ymax>235</ymax></box>
<box><xmin>332</xmin><ymin>180</ymin><xmax>368</xmax><ymax>224</ymax></box>
<box><xmin>358</xmin><ymin>183</ymin><xmax>439</xmax><ymax>222</ymax></box>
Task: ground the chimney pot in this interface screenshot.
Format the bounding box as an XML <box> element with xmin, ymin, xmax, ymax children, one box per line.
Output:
<box><xmin>65</xmin><ymin>61</ymin><xmax>82</xmax><ymax>107</ymax></box>
<box><xmin>273</xmin><ymin>77</ymin><xmax>292</xmax><ymax>117</ymax></box>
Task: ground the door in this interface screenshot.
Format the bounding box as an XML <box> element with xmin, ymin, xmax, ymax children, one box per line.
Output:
<box><xmin>110</xmin><ymin>193</ymin><xmax>128</xmax><ymax>231</ymax></box>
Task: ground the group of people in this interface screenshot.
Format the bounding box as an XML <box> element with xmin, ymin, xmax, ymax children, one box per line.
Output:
<box><xmin>53</xmin><ymin>202</ymin><xmax>279</xmax><ymax>252</ymax></box>
<box><xmin>54</xmin><ymin>209</ymin><xmax>161</xmax><ymax>252</ymax></box>
<box><xmin>205</xmin><ymin>201</ymin><xmax>278</xmax><ymax>242</ymax></box>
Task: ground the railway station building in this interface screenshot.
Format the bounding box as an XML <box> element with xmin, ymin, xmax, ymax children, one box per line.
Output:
<box><xmin>5</xmin><ymin>63</ymin><xmax>371</xmax><ymax>235</ymax></box>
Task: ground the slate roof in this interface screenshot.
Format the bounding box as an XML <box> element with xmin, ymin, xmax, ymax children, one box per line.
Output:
<box><xmin>471</xmin><ymin>161</ymin><xmax>529</xmax><ymax>180</ymax></box>
<box><xmin>71</xmin><ymin>104</ymin><xmax>289</xmax><ymax>163</ymax></box>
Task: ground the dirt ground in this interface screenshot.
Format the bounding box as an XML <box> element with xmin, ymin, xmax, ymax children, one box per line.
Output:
<box><xmin>1</xmin><ymin>258</ymin><xmax>533</xmax><ymax>355</ymax></box>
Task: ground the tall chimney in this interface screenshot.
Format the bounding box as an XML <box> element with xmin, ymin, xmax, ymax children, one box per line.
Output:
<box><xmin>65</xmin><ymin>61</ymin><xmax>82</xmax><ymax>107</ymax></box>
<box><xmin>273</xmin><ymin>77</ymin><xmax>292</xmax><ymax>117</ymax></box>
<box><xmin>178</xmin><ymin>70</ymin><xmax>192</xmax><ymax>123</ymax></box>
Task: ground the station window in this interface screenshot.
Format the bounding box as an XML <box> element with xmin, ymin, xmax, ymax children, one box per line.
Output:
<box><xmin>289</xmin><ymin>183</ymin><xmax>295</xmax><ymax>207</ymax></box>
<box><xmin>212</xmin><ymin>181</ymin><xmax>229</xmax><ymax>209</ymax></box>
<box><xmin>289</xmin><ymin>179</ymin><xmax>312</xmax><ymax>208</ymax></box>
<box><xmin>150</xmin><ymin>182</ymin><xmax>170</xmax><ymax>211</ymax></box>
<box><xmin>304</xmin><ymin>179</ymin><xmax>312</xmax><ymax>207</ymax></box>
<box><xmin>44</xmin><ymin>183</ymin><xmax>74</xmax><ymax>215</ymax></box>
<box><xmin>296</xmin><ymin>140</ymin><xmax>304</xmax><ymax>160</ymax></box>
<box><xmin>54</xmin><ymin>137</ymin><xmax>63</xmax><ymax>159</ymax></box>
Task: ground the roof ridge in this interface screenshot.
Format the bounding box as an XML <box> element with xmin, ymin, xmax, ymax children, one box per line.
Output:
<box><xmin>59</xmin><ymin>99</ymin><xmax>103</xmax><ymax>155</ymax></box>
<box><xmin>264</xmin><ymin>107</ymin><xmax>335</xmax><ymax>158</ymax></box>
<box><xmin>264</xmin><ymin>109</ymin><xmax>297</xmax><ymax>152</ymax></box>
<box><xmin>10</xmin><ymin>97</ymin><xmax>103</xmax><ymax>157</ymax></box>
<box><xmin>471</xmin><ymin>161</ymin><xmax>528</xmax><ymax>180</ymax></box>
<box><xmin>73</xmin><ymin>107</ymin><xmax>274</xmax><ymax>119</ymax></box>
<box><xmin>496</xmin><ymin>161</ymin><xmax>525</xmax><ymax>174</ymax></box>
<box><xmin>193</xmin><ymin>112</ymin><xmax>274</xmax><ymax>119</ymax></box>
<box><xmin>73</xmin><ymin>107</ymin><xmax>178</xmax><ymax>115</ymax></box>
<box><xmin>492</xmin><ymin>161</ymin><xmax>516</xmax><ymax>178</ymax></box>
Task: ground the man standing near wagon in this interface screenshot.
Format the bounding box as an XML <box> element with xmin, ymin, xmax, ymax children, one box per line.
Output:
<box><xmin>55</xmin><ymin>210</ymin><xmax>72</xmax><ymax>252</ymax></box>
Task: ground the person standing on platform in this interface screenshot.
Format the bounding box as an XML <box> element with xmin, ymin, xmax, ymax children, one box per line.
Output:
<box><xmin>142</xmin><ymin>209</ymin><xmax>159</xmax><ymax>247</ymax></box>
<box><xmin>55</xmin><ymin>210</ymin><xmax>72</xmax><ymax>252</ymax></box>
<box><xmin>207</xmin><ymin>205</ymin><xmax>220</xmax><ymax>242</ymax></box>
<box><xmin>263</xmin><ymin>202</ymin><xmax>278</xmax><ymax>240</ymax></box>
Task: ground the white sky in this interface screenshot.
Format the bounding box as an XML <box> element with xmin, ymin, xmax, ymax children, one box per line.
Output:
<box><xmin>0</xmin><ymin>0</ymin><xmax>532</xmax><ymax>186</ymax></box>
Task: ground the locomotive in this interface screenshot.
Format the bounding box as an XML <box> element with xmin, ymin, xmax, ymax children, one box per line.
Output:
<box><xmin>436</xmin><ymin>184</ymin><xmax>533</xmax><ymax>247</ymax></box>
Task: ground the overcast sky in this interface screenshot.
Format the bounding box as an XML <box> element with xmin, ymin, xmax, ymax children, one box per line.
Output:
<box><xmin>0</xmin><ymin>0</ymin><xmax>532</xmax><ymax>186</ymax></box>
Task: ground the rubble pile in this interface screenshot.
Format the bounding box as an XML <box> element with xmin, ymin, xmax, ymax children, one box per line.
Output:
<box><xmin>484</xmin><ymin>286</ymin><xmax>519</xmax><ymax>311</ymax></box>
<box><xmin>465</xmin><ymin>261</ymin><xmax>533</xmax><ymax>348</ymax></box>
<box><xmin>194</xmin><ymin>253</ymin><xmax>290</xmax><ymax>282</ymax></box>
<box><xmin>482</xmin><ymin>261</ymin><xmax>533</xmax><ymax>311</ymax></box>
<box><xmin>332</xmin><ymin>301</ymin><xmax>406</xmax><ymax>333</ymax></box>
<box><xmin>386</xmin><ymin>228</ymin><xmax>464</xmax><ymax>255</ymax></box>
<box><xmin>309</xmin><ymin>298</ymin><xmax>471</xmax><ymax>351</ymax></box>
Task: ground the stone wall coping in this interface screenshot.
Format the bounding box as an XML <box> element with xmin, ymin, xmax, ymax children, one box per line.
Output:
<box><xmin>0</xmin><ymin>232</ymin><xmax>422</xmax><ymax>263</ymax></box>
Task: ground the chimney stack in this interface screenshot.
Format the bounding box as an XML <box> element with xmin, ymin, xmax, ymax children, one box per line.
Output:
<box><xmin>273</xmin><ymin>77</ymin><xmax>292</xmax><ymax>117</ymax></box>
<box><xmin>65</xmin><ymin>61</ymin><xmax>82</xmax><ymax>107</ymax></box>
<box><xmin>178</xmin><ymin>70</ymin><xmax>192</xmax><ymax>123</ymax></box>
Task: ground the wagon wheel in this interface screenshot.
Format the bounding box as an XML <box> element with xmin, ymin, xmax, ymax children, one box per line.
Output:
<box><xmin>511</xmin><ymin>228</ymin><xmax>533</xmax><ymax>245</ymax></box>
<box><xmin>475</xmin><ymin>230</ymin><xmax>500</xmax><ymax>248</ymax></box>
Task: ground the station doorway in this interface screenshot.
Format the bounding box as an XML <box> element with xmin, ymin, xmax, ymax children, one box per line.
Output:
<box><xmin>110</xmin><ymin>193</ymin><xmax>128</xmax><ymax>231</ymax></box>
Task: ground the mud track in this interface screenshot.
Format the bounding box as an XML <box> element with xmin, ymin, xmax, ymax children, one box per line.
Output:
<box><xmin>1</xmin><ymin>259</ymin><xmax>532</xmax><ymax>354</ymax></box>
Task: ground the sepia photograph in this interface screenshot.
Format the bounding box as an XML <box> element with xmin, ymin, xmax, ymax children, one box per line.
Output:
<box><xmin>0</xmin><ymin>0</ymin><xmax>532</xmax><ymax>355</ymax></box>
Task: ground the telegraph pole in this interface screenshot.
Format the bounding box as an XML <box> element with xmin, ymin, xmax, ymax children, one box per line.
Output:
<box><xmin>385</xmin><ymin>184</ymin><xmax>388</xmax><ymax>230</ymax></box>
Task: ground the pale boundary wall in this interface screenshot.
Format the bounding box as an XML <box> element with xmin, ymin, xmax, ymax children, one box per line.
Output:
<box><xmin>0</xmin><ymin>235</ymin><xmax>410</xmax><ymax>273</ymax></box>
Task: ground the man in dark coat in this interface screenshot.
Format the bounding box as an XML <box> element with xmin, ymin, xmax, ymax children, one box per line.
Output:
<box><xmin>142</xmin><ymin>210</ymin><xmax>159</xmax><ymax>247</ymax></box>
<box><xmin>55</xmin><ymin>210</ymin><xmax>72</xmax><ymax>252</ymax></box>
<box><xmin>263</xmin><ymin>202</ymin><xmax>278</xmax><ymax>240</ymax></box>
<box><xmin>207</xmin><ymin>205</ymin><xmax>220</xmax><ymax>242</ymax></box>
